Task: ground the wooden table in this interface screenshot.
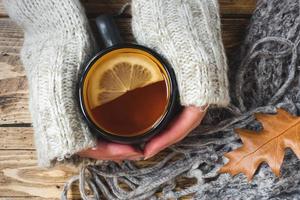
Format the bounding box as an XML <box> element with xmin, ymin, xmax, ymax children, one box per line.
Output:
<box><xmin>0</xmin><ymin>0</ymin><xmax>256</xmax><ymax>199</ymax></box>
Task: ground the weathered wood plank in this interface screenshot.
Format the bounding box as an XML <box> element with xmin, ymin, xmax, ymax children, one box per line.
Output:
<box><xmin>0</xmin><ymin>150</ymin><xmax>194</xmax><ymax>199</ymax></box>
<box><xmin>0</xmin><ymin>18</ymin><xmax>29</xmax><ymax>124</ymax></box>
<box><xmin>0</xmin><ymin>0</ymin><xmax>256</xmax><ymax>18</ymax></box>
<box><xmin>0</xmin><ymin>127</ymin><xmax>34</xmax><ymax>150</ymax></box>
<box><xmin>0</xmin><ymin>18</ymin><xmax>23</xmax><ymax>57</ymax></box>
<box><xmin>0</xmin><ymin>17</ymin><xmax>249</xmax><ymax>124</ymax></box>
<box><xmin>0</xmin><ymin>135</ymin><xmax>192</xmax><ymax>199</ymax></box>
<box><xmin>218</xmin><ymin>0</ymin><xmax>256</xmax><ymax>16</ymax></box>
<box><xmin>0</xmin><ymin>76</ymin><xmax>30</xmax><ymax>124</ymax></box>
<box><xmin>0</xmin><ymin>150</ymin><xmax>81</xmax><ymax>198</ymax></box>
<box><xmin>0</xmin><ymin>0</ymin><xmax>4</xmax><ymax>18</ymax></box>
<box><xmin>0</xmin><ymin>198</ymin><xmax>63</xmax><ymax>200</ymax></box>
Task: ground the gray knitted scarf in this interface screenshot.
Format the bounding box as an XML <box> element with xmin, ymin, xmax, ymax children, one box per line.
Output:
<box><xmin>62</xmin><ymin>0</ymin><xmax>300</xmax><ymax>199</ymax></box>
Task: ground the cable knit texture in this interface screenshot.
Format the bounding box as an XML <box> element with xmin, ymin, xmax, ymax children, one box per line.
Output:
<box><xmin>3</xmin><ymin>0</ymin><xmax>97</xmax><ymax>167</ymax></box>
<box><xmin>131</xmin><ymin>0</ymin><xmax>230</xmax><ymax>107</ymax></box>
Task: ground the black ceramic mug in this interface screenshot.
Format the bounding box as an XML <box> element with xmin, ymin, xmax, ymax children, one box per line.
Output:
<box><xmin>78</xmin><ymin>15</ymin><xmax>181</xmax><ymax>144</ymax></box>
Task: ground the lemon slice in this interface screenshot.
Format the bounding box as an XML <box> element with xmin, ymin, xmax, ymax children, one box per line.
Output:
<box><xmin>88</xmin><ymin>52</ymin><xmax>164</xmax><ymax>108</ymax></box>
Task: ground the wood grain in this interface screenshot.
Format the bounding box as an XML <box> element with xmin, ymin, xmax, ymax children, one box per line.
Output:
<box><xmin>0</xmin><ymin>131</ymin><xmax>190</xmax><ymax>200</ymax></box>
<box><xmin>0</xmin><ymin>0</ymin><xmax>4</xmax><ymax>18</ymax></box>
<box><xmin>0</xmin><ymin>198</ymin><xmax>62</xmax><ymax>200</ymax></box>
<box><xmin>0</xmin><ymin>149</ymin><xmax>194</xmax><ymax>199</ymax></box>
<box><xmin>0</xmin><ymin>127</ymin><xmax>194</xmax><ymax>199</ymax></box>
<box><xmin>218</xmin><ymin>0</ymin><xmax>256</xmax><ymax>16</ymax></box>
<box><xmin>0</xmin><ymin>150</ymin><xmax>80</xmax><ymax>198</ymax></box>
<box><xmin>0</xmin><ymin>0</ymin><xmax>256</xmax><ymax>18</ymax></box>
<box><xmin>0</xmin><ymin>127</ymin><xmax>79</xmax><ymax>198</ymax></box>
<box><xmin>0</xmin><ymin>127</ymin><xmax>34</xmax><ymax>150</ymax></box>
<box><xmin>0</xmin><ymin>17</ymin><xmax>23</xmax><ymax>55</ymax></box>
<box><xmin>0</xmin><ymin>76</ymin><xmax>30</xmax><ymax>124</ymax></box>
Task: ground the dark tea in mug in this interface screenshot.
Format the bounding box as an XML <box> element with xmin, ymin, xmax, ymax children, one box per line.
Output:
<box><xmin>81</xmin><ymin>48</ymin><xmax>172</xmax><ymax>139</ymax></box>
<box><xmin>79</xmin><ymin>15</ymin><xmax>180</xmax><ymax>144</ymax></box>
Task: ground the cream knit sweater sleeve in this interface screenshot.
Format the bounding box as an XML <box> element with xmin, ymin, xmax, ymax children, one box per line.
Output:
<box><xmin>3</xmin><ymin>0</ymin><xmax>97</xmax><ymax>167</ymax></box>
<box><xmin>132</xmin><ymin>0</ymin><xmax>230</xmax><ymax>107</ymax></box>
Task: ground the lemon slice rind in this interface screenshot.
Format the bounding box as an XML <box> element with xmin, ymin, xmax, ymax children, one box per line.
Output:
<box><xmin>88</xmin><ymin>53</ymin><xmax>164</xmax><ymax>108</ymax></box>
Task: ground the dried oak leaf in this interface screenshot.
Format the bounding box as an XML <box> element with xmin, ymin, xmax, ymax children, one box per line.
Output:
<box><xmin>219</xmin><ymin>109</ymin><xmax>300</xmax><ymax>181</ymax></box>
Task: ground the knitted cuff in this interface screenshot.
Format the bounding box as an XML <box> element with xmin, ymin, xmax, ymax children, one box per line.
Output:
<box><xmin>132</xmin><ymin>0</ymin><xmax>230</xmax><ymax>107</ymax></box>
<box><xmin>4</xmin><ymin>0</ymin><xmax>97</xmax><ymax>167</ymax></box>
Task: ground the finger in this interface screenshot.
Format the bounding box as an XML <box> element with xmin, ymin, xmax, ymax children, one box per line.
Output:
<box><xmin>144</xmin><ymin>106</ymin><xmax>207</xmax><ymax>159</ymax></box>
<box><xmin>78</xmin><ymin>140</ymin><xmax>143</xmax><ymax>160</ymax></box>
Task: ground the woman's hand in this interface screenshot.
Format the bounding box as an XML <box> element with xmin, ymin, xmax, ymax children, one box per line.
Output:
<box><xmin>143</xmin><ymin>106</ymin><xmax>207</xmax><ymax>159</ymax></box>
<box><xmin>78</xmin><ymin>106</ymin><xmax>207</xmax><ymax>161</ymax></box>
<box><xmin>78</xmin><ymin>140</ymin><xmax>143</xmax><ymax>161</ymax></box>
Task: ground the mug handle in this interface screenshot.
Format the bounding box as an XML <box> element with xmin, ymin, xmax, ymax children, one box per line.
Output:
<box><xmin>96</xmin><ymin>15</ymin><xmax>123</xmax><ymax>48</ymax></box>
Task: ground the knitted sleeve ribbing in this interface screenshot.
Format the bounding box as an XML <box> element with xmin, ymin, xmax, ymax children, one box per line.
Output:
<box><xmin>132</xmin><ymin>0</ymin><xmax>230</xmax><ymax>107</ymax></box>
<box><xmin>3</xmin><ymin>0</ymin><xmax>97</xmax><ymax>167</ymax></box>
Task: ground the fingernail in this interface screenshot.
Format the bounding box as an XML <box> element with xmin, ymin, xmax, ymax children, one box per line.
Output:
<box><xmin>199</xmin><ymin>104</ymin><xmax>209</xmax><ymax>112</ymax></box>
<box><xmin>144</xmin><ymin>154</ymin><xmax>155</xmax><ymax>160</ymax></box>
<box><xmin>144</xmin><ymin>156</ymin><xmax>150</xmax><ymax>160</ymax></box>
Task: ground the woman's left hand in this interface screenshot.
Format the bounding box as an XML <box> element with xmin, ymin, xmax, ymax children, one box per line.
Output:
<box><xmin>79</xmin><ymin>106</ymin><xmax>207</xmax><ymax>161</ymax></box>
<box><xmin>143</xmin><ymin>105</ymin><xmax>207</xmax><ymax>159</ymax></box>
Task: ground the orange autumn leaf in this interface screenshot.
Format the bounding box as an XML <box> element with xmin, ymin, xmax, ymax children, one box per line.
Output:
<box><xmin>219</xmin><ymin>109</ymin><xmax>300</xmax><ymax>181</ymax></box>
